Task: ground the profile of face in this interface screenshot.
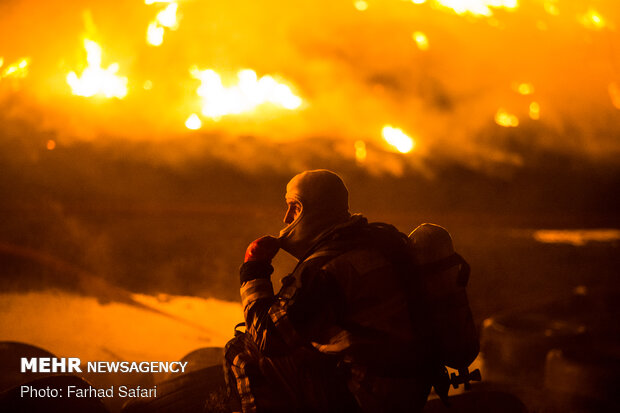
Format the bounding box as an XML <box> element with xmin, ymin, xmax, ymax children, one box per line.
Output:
<box><xmin>283</xmin><ymin>199</ymin><xmax>302</xmax><ymax>225</ymax></box>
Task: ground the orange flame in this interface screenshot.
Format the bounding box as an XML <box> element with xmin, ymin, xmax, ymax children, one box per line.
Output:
<box><xmin>580</xmin><ymin>8</ymin><xmax>608</xmax><ymax>31</ymax></box>
<box><xmin>66</xmin><ymin>39</ymin><xmax>128</xmax><ymax>99</ymax></box>
<box><xmin>190</xmin><ymin>68</ymin><xmax>302</xmax><ymax>119</ymax></box>
<box><xmin>432</xmin><ymin>0</ymin><xmax>518</xmax><ymax>17</ymax></box>
<box><xmin>382</xmin><ymin>125</ymin><xmax>415</xmax><ymax>153</ymax></box>
<box><xmin>146</xmin><ymin>1</ymin><xmax>179</xmax><ymax>46</ymax></box>
<box><xmin>495</xmin><ymin>108</ymin><xmax>519</xmax><ymax>127</ymax></box>
<box><xmin>1</xmin><ymin>58</ymin><xmax>29</xmax><ymax>79</ymax></box>
<box><xmin>413</xmin><ymin>31</ymin><xmax>430</xmax><ymax>51</ymax></box>
<box><xmin>515</xmin><ymin>82</ymin><xmax>534</xmax><ymax>95</ymax></box>
<box><xmin>185</xmin><ymin>114</ymin><xmax>202</xmax><ymax>130</ymax></box>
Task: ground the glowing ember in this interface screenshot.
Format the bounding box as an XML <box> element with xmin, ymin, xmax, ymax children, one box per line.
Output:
<box><xmin>46</xmin><ymin>140</ymin><xmax>56</xmax><ymax>150</ymax></box>
<box><xmin>354</xmin><ymin>1</ymin><xmax>368</xmax><ymax>11</ymax></box>
<box><xmin>355</xmin><ymin>140</ymin><xmax>367</xmax><ymax>163</ymax></box>
<box><xmin>432</xmin><ymin>0</ymin><xmax>518</xmax><ymax>17</ymax></box>
<box><xmin>515</xmin><ymin>82</ymin><xmax>534</xmax><ymax>95</ymax></box>
<box><xmin>146</xmin><ymin>1</ymin><xmax>179</xmax><ymax>46</ymax></box>
<box><xmin>495</xmin><ymin>108</ymin><xmax>519</xmax><ymax>127</ymax></box>
<box><xmin>66</xmin><ymin>39</ymin><xmax>128</xmax><ymax>99</ymax></box>
<box><xmin>580</xmin><ymin>9</ymin><xmax>607</xmax><ymax>30</ymax></box>
<box><xmin>191</xmin><ymin>68</ymin><xmax>303</xmax><ymax>119</ymax></box>
<box><xmin>543</xmin><ymin>0</ymin><xmax>559</xmax><ymax>16</ymax></box>
<box><xmin>413</xmin><ymin>31</ymin><xmax>430</xmax><ymax>51</ymax></box>
<box><xmin>1</xmin><ymin>58</ymin><xmax>29</xmax><ymax>79</ymax></box>
<box><xmin>529</xmin><ymin>102</ymin><xmax>540</xmax><ymax>120</ymax></box>
<box><xmin>185</xmin><ymin>114</ymin><xmax>202</xmax><ymax>130</ymax></box>
<box><xmin>382</xmin><ymin>125</ymin><xmax>415</xmax><ymax>153</ymax></box>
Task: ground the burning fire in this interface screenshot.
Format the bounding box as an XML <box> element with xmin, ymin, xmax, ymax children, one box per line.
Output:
<box><xmin>146</xmin><ymin>1</ymin><xmax>179</xmax><ymax>46</ymax></box>
<box><xmin>580</xmin><ymin>8</ymin><xmax>607</xmax><ymax>30</ymax></box>
<box><xmin>382</xmin><ymin>125</ymin><xmax>415</xmax><ymax>153</ymax></box>
<box><xmin>0</xmin><ymin>0</ymin><xmax>617</xmax><ymax>173</ymax></box>
<box><xmin>1</xmin><ymin>58</ymin><xmax>29</xmax><ymax>79</ymax></box>
<box><xmin>495</xmin><ymin>108</ymin><xmax>519</xmax><ymax>127</ymax></box>
<box><xmin>413</xmin><ymin>31</ymin><xmax>430</xmax><ymax>51</ymax></box>
<box><xmin>147</xmin><ymin>23</ymin><xmax>165</xmax><ymax>47</ymax></box>
<box><xmin>185</xmin><ymin>114</ymin><xmax>202</xmax><ymax>130</ymax></box>
<box><xmin>429</xmin><ymin>0</ymin><xmax>518</xmax><ymax>17</ymax></box>
<box><xmin>515</xmin><ymin>82</ymin><xmax>534</xmax><ymax>95</ymax></box>
<box><xmin>66</xmin><ymin>39</ymin><xmax>128</xmax><ymax>99</ymax></box>
<box><xmin>190</xmin><ymin>68</ymin><xmax>303</xmax><ymax>119</ymax></box>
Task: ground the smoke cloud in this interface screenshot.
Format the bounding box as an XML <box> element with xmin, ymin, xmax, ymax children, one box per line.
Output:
<box><xmin>0</xmin><ymin>0</ymin><xmax>619</xmax><ymax>176</ymax></box>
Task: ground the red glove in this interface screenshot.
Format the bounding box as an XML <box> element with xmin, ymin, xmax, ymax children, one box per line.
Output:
<box><xmin>244</xmin><ymin>236</ymin><xmax>280</xmax><ymax>263</ymax></box>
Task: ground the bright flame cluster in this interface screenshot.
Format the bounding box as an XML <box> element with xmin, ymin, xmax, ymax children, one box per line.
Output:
<box><xmin>429</xmin><ymin>0</ymin><xmax>518</xmax><ymax>17</ymax></box>
<box><xmin>382</xmin><ymin>125</ymin><xmax>415</xmax><ymax>153</ymax></box>
<box><xmin>66</xmin><ymin>39</ymin><xmax>128</xmax><ymax>98</ymax></box>
<box><xmin>146</xmin><ymin>1</ymin><xmax>179</xmax><ymax>46</ymax></box>
<box><xmin>190</xmin><ymin>68</ymin><xmax>302</xmax><ymax>120</ymax></box>
<box><xmin>1</xmin><ymin>58</ymin><xmax>29</xmax><ymax>79</ymax></box>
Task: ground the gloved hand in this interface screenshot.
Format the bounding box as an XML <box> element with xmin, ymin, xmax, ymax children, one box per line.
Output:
<box><xmin>244</xmin><ymin>236</ymin><xmax>280</xmax><ymax>263</ymax></box>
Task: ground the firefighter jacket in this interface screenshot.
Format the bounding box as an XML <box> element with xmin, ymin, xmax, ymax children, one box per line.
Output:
<box><xmin>239</xmin><ymin>215</ymin><xmax>435</xmax><ymax>412</ymax></box>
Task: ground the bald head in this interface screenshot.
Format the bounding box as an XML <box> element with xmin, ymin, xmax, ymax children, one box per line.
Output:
<box><xmin>279</xmin><ymin>170</ymin><xmax>351</xmax><ymax>258</ymax></box>
<box><xmin>285</xmin><ymin>169</ymin><xmax>349</xmax><ymax>215</ymax></box>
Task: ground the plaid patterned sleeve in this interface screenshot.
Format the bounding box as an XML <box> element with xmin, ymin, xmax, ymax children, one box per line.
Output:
<box><xmin>267</xmin><ymin>297</ymin><xmax>303</xmax><ymax>347</ymax></box>
<box><xmin>240</xmin><ymin>254</ymin><xmax>340</xmax><ymax>354</ymax></box>
<box><xmin>241</xmin><ymin>278</ymin><xmax>274</xmax><ymax>314</ymax></box>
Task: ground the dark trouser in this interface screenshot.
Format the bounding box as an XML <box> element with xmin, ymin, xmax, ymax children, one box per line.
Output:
<box><xmin>224</xmin><ymin>332</ymin><xmax>360</xmax><ymax>413</ymax></box>
<box><xmin>348</xmin><ymin>369</ymin><xmax>432</xmax><ymax>413</ymax></box>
